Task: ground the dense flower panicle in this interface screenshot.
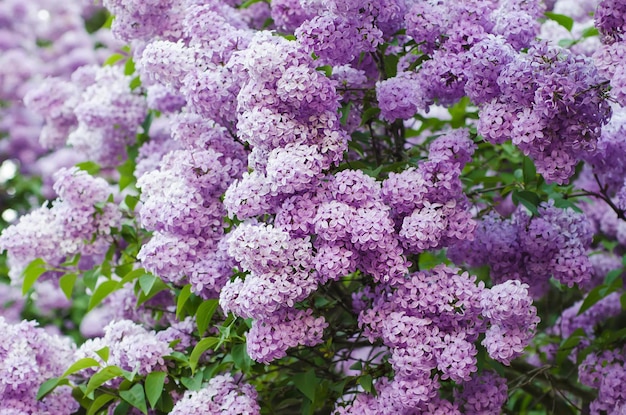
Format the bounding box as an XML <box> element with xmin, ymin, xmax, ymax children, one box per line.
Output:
<box><xmin>465</xmin><ymin>35</ymin><xmax>516</xmax><ymax>104</ymax></box>
<box><xmin>0</xmin><ymin>167</ymin><xmax>119</xmax><ymax>282</ymax></box>
<box><xmin>449</xmin><ymin>203</ymin><xmax>594</xmax><ymax>296</ymax></box>
<box><xmin>295</xmin><ymin>13</ymin><xmax>379</xmax><ymax>66</ymax></box>
<box><xmin>595</xmin><ymin>0</ymin><xmax>626</xmax><ymax>44</ymax></box>
<box><xmin>356</xmin><ymin>263</ymin><xmax>535</xmax><ymax>411</ymax></box>
<box><xmin>138</xmin><ymin>232</ymin><xmax>212</xmax><ymax>285</ymax></box>
<box><xmin>23</xmin><ymin>78</ymin><xmax>79</xmax><ymax>149</ymax></box>
<box><xmin>454</xmin><ymin>371</ymin><xmax>508</xmax><ymax>415</ymax></box>
<box><xmin>137</xmin><ymin>40</ymin><xmax>194</xmax><ymax>88</ymax></box>
<box><xmin>271</xmin><ymin>0</ymin><xmax>312</xmax><ymax>32</ymax></box>
<box><xmin>246</xmin><ymin>308</ymin><xmax>327</xmax><ymax>363</ymax></box>
<box><xmin>495</xmin><ymin>42</ymin><xmax>611</xmax><ymax>183</ymax></box>
<box><xmin>169</xmin><ymin>374</ymin><xmax>260</xmax><ymax>415</ymax></box>
<box><xmin>102</xmin><ymin>0</ymin><xmax>183</xmax><ymax>42</ymax></box>
<box><xmin>77</xmin><ymin>320</ymin><xmax>172</xmax><ymax>377</ymax></box>
<box><xmin>377</xmin><ymin>71</ymin><xmax>425</xmax><ymax>121</ymax></box>
<box><xmin>0</xmin><ymin>317</ymin><xmax>78</xmax><ymax>414</ymax></box>
<box><xmin>480</xmin><ymin>280</ymin><xmax>539</xmax><ymax>364</ymax></box>
<box><xmin>220</xmin><ymin>225</ymin><xmax>317</xmax><ymax>318</ymax></box>
<box><xmin>585</xmin><ymin>106</ymin><xmax>626</xmax><ymax>192</ymax></box>
<box><xmin>579</xmin><ymin>347</ymin><xmax>626</xmax><ymax>415</ymax></box>
<box><xmin>274</xmin><ymin>191</ymin><xmax>327</xmax><ymax>237</ymax></box>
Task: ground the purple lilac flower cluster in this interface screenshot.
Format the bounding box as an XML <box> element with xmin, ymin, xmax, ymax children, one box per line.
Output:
<box><xmin>0</xmin><ymin>167</ymin><xmax>120</xmax><ymax>283</ymax></box>
<box><xmin>0</xmin><ymin>0</ymin><xmax>115</xmax><ymax>171</ymax></box>
<box><xmin>382</xmin><ymin>128</ymin><xmax>477</xmax><ymax>255</ymax></box>
<box><xmin>579</xmin><ymin>346</ymin><xmax>626</xmax><ymax>414</ymax></box>
<box><xmin>169</xmin><ymin>373</ymin><xmax>260</xmax><ymax>415</ymax></box>
<box><xmin>0</xmin><ymin>317</ymin><xmax>78</xmax><ymax>414</ymax></box>
<box><xmin>343</xmin><ymin>265</ymin><xmax>534</xmax><ymax>413</ymax></box>
<box><xmin>449</xmin><ymin>202</ymin><xmax>594</xmax><ymax>297</ymax></box>
<box><xmin>25</xmin><ymin>65</ymin><xmax>147</xmax><ymax>166</ymax></box>
<box><xmin>75</xmin><ymin>319</ymin><xmax>172</xmax><ymax>378</ymax></box>
<box><xmin>375</xmin><ymin>0</ymin><xmax>611</xmax><ymax>184</ymax></box>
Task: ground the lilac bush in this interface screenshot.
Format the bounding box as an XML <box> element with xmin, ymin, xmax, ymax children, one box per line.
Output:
<box><xmin>2</xmin><ymin>0</ymin><xmax>626</xmax><ymax>414</ymax></box>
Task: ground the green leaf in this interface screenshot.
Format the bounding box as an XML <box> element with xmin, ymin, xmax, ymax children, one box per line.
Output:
<box><xmin>196</xmin><ymin>299</ymin><xmax>219</xmax><ymax>335</ymax></box>
<box><xmin>119</xmin><ymin>383</ymin><xmax>148</xmax><ymax>415</ymax></box>
<box><xmin>316</xmin><ymin>65</ymin><xmax>332</xmax><ymax>77</ymax></box>
<box><xmin>605</xmin><ymin>268</ymin><xmax>623</xmax><ymax>285</ymax></box>
<box><xmin>578</xmin><ymin>282</ymin><xmax>619</xmax><ymax>315</ymax></box>
<box><xmin>522</xmin><ymin>157</ymin><xmax>537</xmax><ymax>186</ymax></box>
<box><xmin>83</xmin><ymin>267</ymin><xmax>101</xmax><ymax>292</ymax></box>
<box><xmin>88</xmin><ymin>280</ymin><xmax>120</xmax><ymax>311</ymax></box>
<box><xmin>22</xmin><ymin>258</ymin><xmax>47</xmax><ymax>295</ymax></box>
<box><xmin>294</xmin><ymin>370</ymin><xmax>318</xmax><ymax>402</ymax></box>
<box><xmin>76</xmin><ymin>161</ymin><xmax>101</xmax><ymax>175</ymax></box>
<box><xmin>180</xmin><ymin>371</ymin><xmax>203</xmax><ymax>391</ymax></box>
<box><xmin>558</xmin><ymin>38</ymin><xmax>577</xmax><ymax>48</ymax></box>
<box><xmin>582</xmin><ymin>26</ymin><xmax>599</xmax><ymax>38</ymax></box>
<box><xmin>96</xmin><ymin>346</ymin><xmax>110</xmax><ymax>363</ymax></box>
<box><xmin>231</xmin><ymin>343</ymin><xmax>252</xmax><ymax>372</ymax></box>
<box><xmin>87</xmin><ymin>394</ymin><xmax>117</xmax><ymax>415</ymax></box>
<box><xmin>118</xmin><ymin>268</ymin><xmax>147</xmax><ymax>287</ymax></box>
<box><xmin>62</xmin><ymin>357</ymin><xmax>101</xmax><ymax>377</ymax></box>
<box><xmin>383</xmin><ymin>53</ymin><xmax>399</xmax><ymax>79</ymax></box>
<box><xmin>84</xmin><ymin>366</ymin><xmax>123</xmax><ymax>396</ymax></box>
<box><xmin>349</xmin><ymin>361</ymin><xmax>362</xmax><ymax>371</ymax></box>
<box><xmin>37</xmin><ymin>377</ymin><xmax>65</xmax><ymax>400</ymax></box>
<box><xmin>556</xmin><ymin>328</ymin><xmax>585</xmax><ymax>365</ymax></box>
<box><xmin>418</xmin><ymin>250</ymin><xmax>448</xmax><ymax>271</ymax></box>
<box><xmin>176</xmin><ymin>284</ymin><xmax>193</xmax><ymax>320</ymax></box>
<box><xmin>189</xmin><ymin>337</ymin><xmax>220</xmax><ymax>373</ymax></box>
<box><xmin>544</xmin><ymin>12</ymin><xmax>574</xmax><ymax>31</ymax></box>
<box><xmin>360</xmin><ymin>107</ymin><xmax>381</xmax><ymax>125</ymax></box>
<box><xmin>129</xmin><ymin>76</ymin><xmax>142</xmax><ymax>91</ymax></box>
<box><xmin>124</xmin><ymin>194</ymin><xmax>140</xmax><ymax>211</ymax></box>
<box><xmin>124</xmin><ymin>57</ymin><xmax>136</xmax><ymax>76</ymax></box>
<box><xmin>512</xmin><ymin>190</ymin><xmax>540</xmax><ymax>215</ymax></box>
<box><xmin>59</xmin><ymin>273</ymin><xmax>77</xmax><ymax>300</ymax></box>
<box><xmin>104</xmin><ymin>53</ymin><xmax>125</xmax><ymax>66</ymax></box>
<box><xmin>137</xmin><ymin>275</ymin><xmax>169</xmax><ymax>305</ymax></box>
<box><xmin>139</xmin><ymin>274</ymin><xmax>159</xmax><ymax>295</ymax></box>
<box><xmin>117</xmin><ymin>158</ymin><xmax>136</xmax><ymax>190</ymax></box>
<box><xmin>358</xmin><ymin>374</ymin><xmax>374</xmax><ymax>394</ymax></box>
<box><xmin>239</xmin><ymin>0</ymin><xmax>263</xmax><ymax>8</ymax></box>
<box><xmin>145</xmin><ymin>371</ymin><xmax>167</xmax><ymax>409</ymax></box>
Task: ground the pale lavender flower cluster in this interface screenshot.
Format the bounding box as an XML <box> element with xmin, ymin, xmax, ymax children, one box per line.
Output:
<box><xmin>579</xmin><ymin>347</ymin><xmax>626</xmax><ymax>415</ymax></box>
<box><xmin>0</xmin><ymin>167</ymin><xmax>120</xmax><ymax>283</ymax></box>
<box><xmin>0</xmin><ymin>317</ymin><xmax>78</xmax><ymax>414</ymax></box>
<box><xmin>224</xmin><ymin>31</ymin><xmax>347</xmax><ymax>219</ymax></box>
<box><xmin>0</xmin><ymin>0</ymin><xmax>114</xmax><ymax>169</ymax></box>
<box><xmin>220</xmin><ymin>222</ymin><xmax>317</xmax><ymax>318</ymax></box>
<box><xmin>136</xmin><ymin>144</ymin><xmax>243</xmax><ymax>290</ymax></box>
<box><xmin>135</xmin><ymin>5</ymin><xmax>250</xmax><ymax>296</ymax></box>
<box><xmin>387</xmin><ymin>0</ymin><xmax>543</xmax><ymax>115</ymax></box>
<box><xmin>480</xmin><ymin>280</ymin><xmax>540</xmax><ymax>365</ymax></box>
<box><xmin>454</xmin><ymin>371</ymin><xmax>509</xmax><ymax>415</ymax></box>
<box><xmin>246</xmin><ymin>308</ymin><xmax>327</xmax><ymax>363</ymax></box>
<box><xmin>295</xmin><ymin>0</ymin><xmax>399</xmax><ymax>66</ymax></box>
<box><xmin>102</xmin><ymin>0</ymin><xmax>184</xmax><ymax>42</ymax></box>
<box><xmin>75</xmin><ymin>319</ymin><xmax>172</xmax><ymax>377</ymax></box>
<box><xmin>25</xmin><ymin>65</ymin><xmax>147</xmax><ymax>166</ymax></box>
<box><xmin>169</xmin><ymin>373</ymin><xmax>260</xmax><ymax>415</ymax></box>
<box><xmin>449</xmin><ymin>202</ymin><xmax>594</xmax><ymax>297</ymax></box>
<box><xmin>312</xmin><ymin>170</ymin><xmax>409</xmax><ymax>285</ymax></box>
<box><xmin>352</xmin><ymin>265</ymin><xmax>536</xmax><ymax>412</ymax></box>
<box><xmin>582</xmin><ymin>106</ymin><xmax>626</xmax><ymax>193</ymax></box>
<box><xmin>595</xmin><ymin>0</ymin><xmax>626</xmax><ymax>45</ymax></box>
<box><xmin>383</xmin><ymin>129</ymin><xmax>477</xmax><ymax>254</ymax></box>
